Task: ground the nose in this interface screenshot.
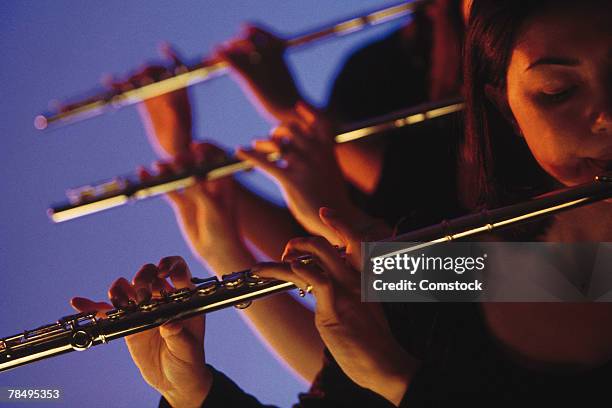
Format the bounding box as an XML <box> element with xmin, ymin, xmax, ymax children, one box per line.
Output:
<box><xmin>591</xmin><ymin>86</ymin><xmax>612</xmax><ymax>135</ymax></box>
<box><xmin>591</xmin><ymin>110</ymin><xmax>612</xmax><ymax>135</ymax></box>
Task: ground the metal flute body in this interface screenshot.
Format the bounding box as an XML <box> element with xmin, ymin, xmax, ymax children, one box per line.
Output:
<box><xmin>34</xmin><ymin>1</ymin><xmax>427</xmax><ymax>130</ymax></box>
<box><xmin>3</xmin><ymin>173</ymin><xmax>611</xmax><ymax>373</ymax></box>
<box><xmin>0</xmin><ymin>272</ymin><xmax>295</xmax><ymax>373</ymax></box>
<box><xmin>48</xmin><ymin>98</ymin><xmax>464</xmax><ymax>223</ymax></box>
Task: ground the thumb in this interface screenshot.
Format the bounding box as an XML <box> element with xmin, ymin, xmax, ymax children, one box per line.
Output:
<box><xmin>159</xmin><ymin>320</ymin><xmax>204</xmax><ymax>364</ymax></box>
<box><xmin>319</xmin><ymin>207</ymin><xmax>362</xmax><ymax>267</ymax></box>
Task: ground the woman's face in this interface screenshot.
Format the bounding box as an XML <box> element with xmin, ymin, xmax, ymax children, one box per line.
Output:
<box><xmin>506</xmin><ymin>5</ymin><xmax>612</xmax><ymax>186</ymax></box>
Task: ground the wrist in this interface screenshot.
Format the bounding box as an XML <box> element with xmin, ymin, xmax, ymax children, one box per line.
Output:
<box><xmin>198</xmin><ymin>239</ymin><xmax>256</xmax><ymax>276</ymax></box>
<box><xmin>163</xmin><ymin>367</ymin><xmax>213</xmax><ymax>408</ymax></box>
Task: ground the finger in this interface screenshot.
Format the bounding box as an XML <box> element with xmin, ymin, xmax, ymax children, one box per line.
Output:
<box><xmin>171</xmin><ymin>150</ymin><xmax>194</xmax><ymax>172</ymax></box>
<box><xmin>295</xmin><ymin>102</ymin><xmax>333</xmax><ymax>144</ymax></box>
<box><xmin>70</xmin><ymin>297</ymin><xmax>113</xmax><ymax>319</ymax></box>
<box><xmin>131</xmin><ymin>66</ymin><xmax>160</xmax><ymax>85</ymax></box>
<box><xmin>253</xmin><ymin>137</ymin><xmax>303</xmax><ymax>169</ymax></box>
<box><xmin>271</xmin><ymin>123</ymin><xmax>314</xmax><ymax>153</ymax></box>
<box><xmin>151</xmin><ymin>277</ymin><xmax>175</xmax><ymax>297</ymax></box>
<box><xmin>192</xmin><ymin>142</ymin><xmax>227</xmax><ymax>165</ymax></box>
<box><xmin>158</xmin><ymin>319</ymin><xmax>203</xmax><ymax>362</ymax></box>
<box><xmin>250</xmin><ymin>262</ymin><xmax>309</xmax><ymax>289</ymax></box>
<box><xmin>283</xmin><ymin>237</ymin><xmax>349</xmax><ymax>284</ymax></box>
<box><xmin>132</xmin><ymin>263</ymin><xmax>158</xmax><ymax>304</ymax></box>
<box><xmin>137</xmin><ymin>165</ymin><xmax>153</xmax><ymax>182</ymax></box>
<box><xmin>108</xmin><ymin>277</ymin><xmax>137</xmax><ymax>308</ymax></box>
<box><xmin>157</xmin><ymin>256</ymin><xmax>194</xmax><ymax>289</ymax></box>
<box><xmin>252</xmin><ymin>139</ymin><xmax>281</xmax><ymax>154</ymax></box>
<box><xmin>243</xmin><ymin>24</ymin><xmax>285</xmax><ymax>51</ymax></box>
<box><xmin>295</xmin><ymin>102</ymin><xmax>317</xmax><ymax>127</ymax></box>
<box><xmin>154</xmin><ymin>161</ymin><xmax>174</xmax><ymax>177</ymax></box>
<box><xmin>214</xmin><ymin>42</ymin><xmax>252</xmax><ymax>71</ymax></box>
<box><xmin>235</xmin><ymin>147</ymin><xmax>284</xmax><ymax>179</ymax></box>
<box><xmin>289</xmin><ymin>260</ymin><xmax>332</xmax><ymax>299</ymax></box>
<box><xmin>100</xmin><ymin>74</ymin><xmax>122</xmax><ymax>92</ymax></box>
<box><xmin>159</xmin><ymin>42</ymin><xmax>185</xmax><ymax>67</ymax></box>
<box><xmin>320</xmin><ymin>208</ymin><xmax>362</xmax><ymax>267</ymax></box>
<box><xmin>320</xmin><ymin>207</ymin><xmax>362</xmax><ymax>264</ymax></box>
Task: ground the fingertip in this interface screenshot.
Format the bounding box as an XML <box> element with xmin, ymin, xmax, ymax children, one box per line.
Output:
<box><xmin>295</xmin><ymin>102</ymin><xmax>316</xmax><ymax>124</ymax></box>
<box><xmin>137</xmin><ymin>165</ymin><xmax>152</xmax><ymax>181</ymax></box>
<box><xmin>235</xmin><ymin>147</ymin><xmax>249</xmax><ymax>158</ymax></box>
<box><xmin>158</xmin><ymin>41</ymin><xmax>171</xmax><ymax>55</ymax></box>
<box><xmin>100</xmin><ymin>73</ymin><xmax>114</xmax><ymax>88</ymax></box>
<box><xmin>70</xmin><ymin>297</ymin><xmax>87</xmax><ymax>309</ymax></box>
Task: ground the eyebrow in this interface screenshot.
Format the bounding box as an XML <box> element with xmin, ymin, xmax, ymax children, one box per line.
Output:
<box><xmin>526</xmin><ymin>57</ymin><xmax>580</xmax><ymax>71</ymax></box>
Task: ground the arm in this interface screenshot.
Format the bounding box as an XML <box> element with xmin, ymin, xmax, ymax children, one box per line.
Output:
<box><xmin>157</xmin><ymin>146</ymin><xmax>324</xmax><ymax>382</ymax></box>
<box><xmin>254</xmin><ymin>209</ymin><xmax>417</xmax><ymax>407</ymax></box>
<box><xmin>215</xmin><ymin>24</ymin><xmax>387</xmax><ymax>196</ymax></box>
<box><xmin>121</xmin><ymin>60</ymin><xmax>324</xmax><ymax>380</ymax></box>
<box><xmin>234</xmin><ymin>181</ymin><xmax>306</xmax><ymax>260</ymax></box>
<box><xmin>72</xmin><ymin>257</ymin><xmax>278</xmax><ymax>408</ymax></box>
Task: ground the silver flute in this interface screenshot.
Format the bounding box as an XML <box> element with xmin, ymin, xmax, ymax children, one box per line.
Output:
<box><xmin>2</xmin><ymin>173</ymin><xmax>611</xmax><ymax>373</ymax></box>
<box><xmin>47</xmin><ymin>98</ymin><xmax>464</xmax><ymax>223</ymax></box>
<box><xmin>34</xmin><ymin>1</ymin><xmax>429</xmax><ymax>130</ymax></box>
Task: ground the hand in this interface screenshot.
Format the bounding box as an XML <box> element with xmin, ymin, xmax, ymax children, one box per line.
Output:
<box><xmin>71</xmin><ymin>256</ymin><xmax>211</xmax><ymax>408</ymax></box>
<box><xmin>213</xmin><ymin>24</ymin><xmax>303</xmax><ymax>123</ymax></box>
<box><xmin>236</xmin><ymin>104</ymin><xmax>374</xmax><ymax>245</ymax></box>
<box><xmin>139</xmin><ymin>142</ymin><xmax>246</xmax><ymax>265</ymax></box>
<box><xmin>253</xmin><ymin>210</ymin><xmax>417</xmax><ymax>406</ymax></box>
<box><xmin>104</xmin><ymin>43</ymin><xmax>192</xmax><ymax>158</ymax></box>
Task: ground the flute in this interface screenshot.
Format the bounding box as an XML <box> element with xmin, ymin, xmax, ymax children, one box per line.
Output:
<box><xmin>34</xmin><ymin>1</ymin><xmax>428</xmax><ymax>130</ymax></box>
<box><xmin>2</xmin><ymin>172</ymin><xmax>611</xmax><ymax>373</ymax></box>
<box><xmin>48</xmin><ymin>98</ymin><xmax>464</xmax><ymax>223</ymax></box>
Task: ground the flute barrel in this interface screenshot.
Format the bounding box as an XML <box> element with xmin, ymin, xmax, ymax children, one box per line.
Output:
<box><xmin>0</xmin><ymin>271</ymin><xmax>294</xmax><ymax>373</ymax></box>
<box><xmin>34</xmin><ymin>1</ymin><xmax>428</xmax><ymax>130</ymax></box>
<box><xmin>4</xmin><ymin>174</ymin><xmax>612</xmax><ymax>373</ymax></box>
<box><xmin>47</xmin><ymin>99</ymin><xmax>464</xmax><ymax>223</ymax></box>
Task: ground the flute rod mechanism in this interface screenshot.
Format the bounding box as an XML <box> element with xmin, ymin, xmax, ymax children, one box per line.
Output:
<box><xmin>47</xmin><ymin>98</ymin><xmax>464</xmax><ymax>223</ymax></box>
<box><xmin>4</xmin><ymin>174</ymin><xmax>612</xmax><ymax>373</ymax></box>
<box><xmin>34</xmin><ymin>1</ymin><xmax>428</xmax><ymax>130</ymax></box>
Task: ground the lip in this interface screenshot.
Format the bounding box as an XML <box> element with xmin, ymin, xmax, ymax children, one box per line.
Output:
<box><xmin>587</xmin><ymin>158</ymin><xmax>612</xmax><ymax>172</ymax></box>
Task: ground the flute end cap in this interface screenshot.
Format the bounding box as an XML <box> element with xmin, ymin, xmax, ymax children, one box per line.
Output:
<box><xmin>34</xmin><ymin>115</ymin><xmax>48</xmax><ymax>130</ymax></box>
<box><xmin>46</xmin><ymin>208</ymin><xmax>60</xmax><ymax>223</ymax></box>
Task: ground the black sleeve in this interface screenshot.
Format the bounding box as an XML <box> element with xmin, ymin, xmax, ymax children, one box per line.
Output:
<box><xmin>325</xmin><ymin>25</ymin><xmax>430</xmax><ymax>125</ymax></box>
<box><xmin>158</xmin><ymin>365</ymin><xmax>278</xmax><ymax>408</ymax></box>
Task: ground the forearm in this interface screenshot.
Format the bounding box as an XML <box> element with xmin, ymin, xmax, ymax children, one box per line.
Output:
<box><xmin>137</xmin><ymin>97</ymin><xmax>193</xmax><ymax>159</ymax></box>
<box><xmin>334</xmin><ymin>140</ymin><xmax>387</xmax><ymax>195</ymax></box>
<box><xmin>235</xmin><ymin>182</ymin><xmax>304</xmax><ymax>261</ymax></box>
<box><xmin>241</xmin><ymin>293</ymin><xmax>323</xmax><ymax>382</ymax></box>
<box><xmin>199</xmin><ymin>240</ymin><xmax>323</xmax><ymax>383</ymax></box>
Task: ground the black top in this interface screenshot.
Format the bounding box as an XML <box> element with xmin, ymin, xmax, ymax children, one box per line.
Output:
<box><xmin>159</xmin><ymin>17</ymin><xmax>468</xmax><ymax>408</ymax></box>
<box><xmin>161</xmin><ymin>14</ymin><xmax>612</xmax><ymax>408</ymax></box>
<box><xmin>159</xmin><ymin>302</ymin><xmax>612</xmax><ymax>407</ymax></box>
<box><xmin>326</xmin><ymin>17</ymin><xmax>464</xmax><ymax>229</ymax></box>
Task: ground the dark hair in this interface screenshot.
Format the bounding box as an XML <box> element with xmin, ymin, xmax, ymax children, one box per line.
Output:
<box><xmin>460</xmin><ymin>0</ymin><xmax>572</xmax><ymax>210</ymax></box>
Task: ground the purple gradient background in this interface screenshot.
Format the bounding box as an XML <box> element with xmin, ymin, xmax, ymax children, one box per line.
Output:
<box><xmin>0</xmin><ymin>1</ymin><xmax>401</xmax><ymax>406</ymax></box>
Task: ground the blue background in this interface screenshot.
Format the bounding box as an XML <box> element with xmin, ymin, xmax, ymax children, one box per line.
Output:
<box><xmin>0</xmin><ymin>1</ymin><xmax>402</xmax><ymax>406</ymax></box>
